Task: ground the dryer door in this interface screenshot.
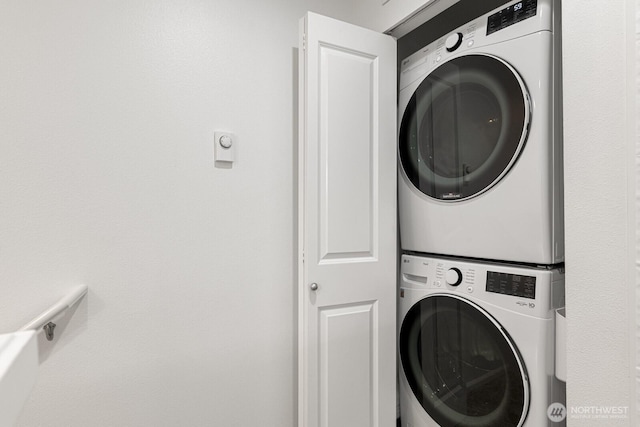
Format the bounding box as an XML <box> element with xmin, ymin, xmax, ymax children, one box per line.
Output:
<box><xmin>399</xmin><ymin>54</ymin><xmax>530</xmax><ymax>201</ymax></box>
<box><xmin>399</xmin><ymin>294</ymin><xmax>529</xmax><ymax>427</ymax></box>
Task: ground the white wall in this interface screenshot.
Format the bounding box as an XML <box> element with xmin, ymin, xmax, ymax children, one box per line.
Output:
<box><xmin>630</xmin><ymin>0</ymin><xmax>640</xmax><ymax>419</ymax></box>
<box><xmin>0</xmin><ymin>1</ymin><xmax>357</xmax><ymax>425</ymax></box>
<box><xmin>636</xmin><ymin>0</ymin><xmax>640</xmax><ymax>417</ymax></box>
<box><xmin>562</xmin><ymin>0</ymin><xmax>636</xmax><ymax>425</ymax></box>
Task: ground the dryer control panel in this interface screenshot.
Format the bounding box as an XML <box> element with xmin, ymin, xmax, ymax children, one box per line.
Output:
<box><xmin>487</xmin><ymin>0</ymin><xmax>538</xmax><ymax>35</ymax></box>
<box><xmin>399</xmin><ymin>0</ymin><xmax>552</xmax><ymax>92</ymax></box>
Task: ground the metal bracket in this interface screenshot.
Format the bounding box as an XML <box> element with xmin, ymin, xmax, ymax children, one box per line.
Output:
<box><xmin>19</xmin><ymin>284</ymin><xmax>87</xmax><ymax>340</ymax></box>
<box><xmin>43</xmin><ymin>322</ymin><xmax>56</xmax><ymax>341</ymax></box>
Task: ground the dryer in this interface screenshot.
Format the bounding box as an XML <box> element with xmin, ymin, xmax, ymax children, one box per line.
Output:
<box><xmin>398</xmin><ymin>0</ymin><xmax>563</xmax><ymax>265</ymax></box>
<box><xmin>398</xmin><ymin>254</ymin><xmax>566</xmax><ymax>427</ymax></box>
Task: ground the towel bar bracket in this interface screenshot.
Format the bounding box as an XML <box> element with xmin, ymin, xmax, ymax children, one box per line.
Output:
<box><xmin>43</xmin><ymin>322</ymin><xmax>56</xmax><ymax>341</ymax></box>
<box><xmin>18</xmin><ymin>284</ymin><xmax>87</xmax><ymax>341</ymax></box>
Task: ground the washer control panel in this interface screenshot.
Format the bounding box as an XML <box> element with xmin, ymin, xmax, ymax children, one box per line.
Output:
<box><xmin>400</xmin><ymin>254</ymin><xmax>563</xmax><ymax>315</ymax></box>
<box><xmin>445</xmin><ymin>268</ymin><xmax>463</xmax><ymax>286</ymax></box>
<box><xmin>402</xmin><ymin>257</ymin><xmax>478</xmax><ymax>293</ymax></box>
<box><xmin>486</xmin><ymin>271</ymin><xmax>536</xmax><ymax>299</ymax></box>
<box><xmin>436</xmin><ymin>261</ymin><xmax>475</xmax><ymax>291</ymax></box>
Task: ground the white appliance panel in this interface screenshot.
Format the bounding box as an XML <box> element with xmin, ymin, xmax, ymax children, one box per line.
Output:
<box><xmin>398</xmin><ymin>254</ymin><xmax>565</xmax><ymax>427</ymax></box>
<box><xmin>397</xmin><ymin>0</ymin><xmax>563</xmax><ymax>265</ymax></box>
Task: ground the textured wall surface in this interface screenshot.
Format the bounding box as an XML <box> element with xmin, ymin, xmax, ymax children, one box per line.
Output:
<box><xmin>636</xmin><ymin>0</ymin><xmax>640</xmax><ymax>418</ymax></box>
<box><xmin>562</xmin><ymin>0</ymin><xmax>635</xmax><ymax>425</ymax></box>
<box><xmin>0</xmin><ymin>1</ymin><xmax>356</xmax><ymax>425</ymax></box>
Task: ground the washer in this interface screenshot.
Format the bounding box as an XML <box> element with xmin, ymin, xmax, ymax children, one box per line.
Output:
<box><xmin>398</xmin><ymin>0</ymin><xmax>563</xmax><ymax>265</ymax></box>
<box><xmin>398</xmin><ymin>254</ymin><xmax>565</xmax><ymax>427</ymax></box>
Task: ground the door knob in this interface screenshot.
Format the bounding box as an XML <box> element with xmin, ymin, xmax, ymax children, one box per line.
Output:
<box><xmin>310</xmin><ymin>283</ymin><xmax>319</xmax><ymax>291</ymax></box>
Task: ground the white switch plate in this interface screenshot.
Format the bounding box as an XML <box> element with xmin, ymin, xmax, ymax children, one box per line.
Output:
<box><xmin>214</xmin><ymin>131</ymin><xmax>235</xmax><ymax>163</ymax></box>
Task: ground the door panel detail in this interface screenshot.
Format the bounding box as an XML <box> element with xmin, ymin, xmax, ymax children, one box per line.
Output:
<box><xmin>318</xmin><ymin>44</ymin><xmax>378</xmax><ymax>263</ymax></box>
<box><xmin>319</xmin><ymin>302</ymin><xmax>377</xmax><ymax>427</ymax></box>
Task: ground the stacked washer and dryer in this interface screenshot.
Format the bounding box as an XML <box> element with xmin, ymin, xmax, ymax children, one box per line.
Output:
<box><xmin>397</xmin><ymin>1</ymin><xmax>565</xmax><ymax>426</ymax></box>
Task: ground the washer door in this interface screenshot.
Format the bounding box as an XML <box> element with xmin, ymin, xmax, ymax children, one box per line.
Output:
<box><xmin>399</xmin><ymin>54</ymin><xmax>530</xmax><ymax>201</ymax></box>
<box><xmin>399</xmin><ymin>294</ymin><xmax>529</xmax><ymax>427</ymax></box>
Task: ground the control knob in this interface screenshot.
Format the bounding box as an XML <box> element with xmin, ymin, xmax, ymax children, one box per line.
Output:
<box><xmin>445</xmin><ymin>268</ymin><xmax>463</xmax><ymax>286</ymax></box>
<box><xmin>445</xmin><ymin>32</ymin><xmax>463</xmax><ymax>52</ymax></box>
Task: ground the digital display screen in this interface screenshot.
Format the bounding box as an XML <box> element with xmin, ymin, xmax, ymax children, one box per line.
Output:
<box><xmin>486</xmin><ymin>271</ymin><xmax>536</xmax><ymax>299</ymax></box>
<box><xmin>487</xmin><ymin>0</ymin><xmax>537</xmax><ymax>35</ymax></box>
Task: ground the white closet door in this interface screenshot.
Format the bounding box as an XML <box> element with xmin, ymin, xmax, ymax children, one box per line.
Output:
<box><xmin>298</xmin><ymin>12</ymin><xmax>397</xmax><ymax>427</ymax></box>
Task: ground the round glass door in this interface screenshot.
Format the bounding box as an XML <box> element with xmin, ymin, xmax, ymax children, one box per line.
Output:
<box><xmin>399</xmin><ymin>295</ymin><xmax>529</xmax><ymax>427</ymax></box>
<box><xmin>399</xmin><ymin>54</ymin><xmax>530</xmax><ymax>201</ymax></box>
